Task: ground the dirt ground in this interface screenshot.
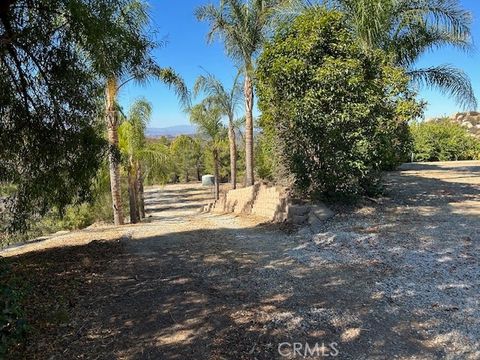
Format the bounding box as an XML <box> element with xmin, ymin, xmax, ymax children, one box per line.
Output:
<box><xmin>1</xmin><ymin>161</ymin><xmax>479</xmax><ymax>359</ymax></box>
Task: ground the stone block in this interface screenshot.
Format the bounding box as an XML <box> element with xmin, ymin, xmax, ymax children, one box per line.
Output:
<box><xmin>310</xmin><ymin>203</ymin><xmax>334</xmax><ymax>221</ymax></box>
<box><xmin>291</xmin><ymin>214</ymin><xmax>308</xmax><ymax>225</ymax></box>
<box><xmin>287</xmin><ymin>204</ymin><xmax>311</xmax><ymax>218</ymax></box>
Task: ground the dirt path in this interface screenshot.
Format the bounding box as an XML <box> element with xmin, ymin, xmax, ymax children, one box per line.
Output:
<box><xmin>2</xmin><ymin>162</ymin><xmax>479</xmax><ymax>359</ymax></box>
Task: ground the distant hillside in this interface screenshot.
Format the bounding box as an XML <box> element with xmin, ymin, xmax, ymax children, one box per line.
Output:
<box><xmin>451</xmin><ymin>112</ymin><xmax>480</xmax><ymax>137</ymax></box>
<box><xmin>146</xmin><ymin>125</ymin><xmax>196</xmax><ymax>138</ymax></box>
<box><xmin>427</xmin><ymin>111</ymin><xmax>480</xmax><ymax>138</ymax></box>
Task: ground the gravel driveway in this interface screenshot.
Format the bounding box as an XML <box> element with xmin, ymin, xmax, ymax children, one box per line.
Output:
<box><xmin>2</xmin><ymin>161</ymin><xmax>479</xmax><ymax>359</ymax></box>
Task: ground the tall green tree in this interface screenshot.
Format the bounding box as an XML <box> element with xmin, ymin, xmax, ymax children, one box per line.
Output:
<box><xmin>194</xmin><ymin>72</ymin><xmax>242</xmax><ymax>188</ymax></box>
<box><xmin>119</xmin><ymin>99</ymin><xmax>150</xmax><ymax>223</ymax></box>
<box><xmin>257</xmin><ymin>8</ymin><xmax>423</xmax><ymax>197</ymax></box>
<box><xmin>171</xmin><ymin>135</ymin><xmax>203</xmax><ymax>183</ymax></box>
<box><xmin>196</xmin><ymin>0</ymin><xmax>285</xmax><ymax>186</ymax></box>
<box><xmin>1</xmin><ymin>0</ymin><xmax>107</xmax><ymax>231</ymax></box>
<box><xmin>106</xmin><ymin>69</ymin><xmax>188</xmax><ymax>225</ymax></box>
<box><xmin>189</xmin><ymin>100</ymin><xmax>227</xmax><ymax>200</ymax></box>
<box><xmin>87</xmin><ymin>0</ymin><xmax>189</xmax><ymax>225</ymax></box>
<box><xmin>0</xmin><ymin>0</ymin><xmax>189</xmax><ymax>230</ymax></box>
<box><xmin>283</xmin><ymin>0</ymin><xmax>477</xmax><ymax>108</ymax></box>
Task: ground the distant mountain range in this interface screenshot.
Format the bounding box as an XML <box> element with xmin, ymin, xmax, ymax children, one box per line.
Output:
<box><xmin>146</xmin><ymin>125</ymin><xmax>196</xmax><ymax>138</ymax></box>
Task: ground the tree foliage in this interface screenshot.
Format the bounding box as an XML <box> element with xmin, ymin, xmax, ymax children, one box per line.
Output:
<box><xmin>196</xmin><ymin>0</ymin><xmax>285</xmax><ymax>71</ymax></box>
<box><xmin>196</xmin><ymin>0</ymin><xmax>287</xmax><ymax>186</ymax></box>
<box><xmin>170</xmin><ymin>135</ymin><xmax>203</xmax><ymax>182</ymax></box>
<box><xmin>0</xmin><ymin>0</ymin><xmax>117</xmax><ymax>230</ymax></box>
<box><xmin>281</xmin><ymin>0</ymin><xmax>477</xmax><ymax>109</ymax></box>
<box><xmin>194</xmin><ymin>71</ymin><xmax>242</xmax><ymax>187</ymax></box>
<box><xmin>0</xmin><ymin>0</ymin><xmax>189</xmax><ymax>230</ymax></box>
<box><xmin>0</xmin><ymin>0</ymin><xmax>165</xmax><ymax>230</ymax></box>
<box><xmin>411</xmin><ymin>119</ymin><xmax>480</xmax><ymax>161</ymax></box>
<box><xmin>189</xmin><ymin>99</ymin><xmax>227</xmax><ymax>199</ymax></box>
<box><xmin>256</xmin><ymin>8</ymin><xmax>423</xmax><ymax>198</ymax></box>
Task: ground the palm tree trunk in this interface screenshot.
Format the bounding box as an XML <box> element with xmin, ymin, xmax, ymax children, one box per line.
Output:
<box><xmin>244</xmin><ymin>74</ymin><xmax>254</xmax><ymax>186</ymax></box>
<box><xmin>136</xmin><ymin>160</ymin><xmax>145</xmax><ymax>220</ymax></box>
<box><xmin>106</xmin><ymin>78</ymin><xmax>124</xmax><ymax>225</ymax></box>
<box><xmin>213</xmin><ymin>149</ymin><xmax>220</xmax><ymax>200</ymax></box>
<box><xmin>196</xmin><ymin>164</ymin><xmax>201</xmax><ymax>181</ymax></box>
<box><xmin>228</xmin><ymin>121</ymin><xmax>237</xmax><ymax>189</ymax></box>
<box><xmin>128</xmin><ymin>158</ymin><xmax>138</xmax><ymax>224</ymax></box>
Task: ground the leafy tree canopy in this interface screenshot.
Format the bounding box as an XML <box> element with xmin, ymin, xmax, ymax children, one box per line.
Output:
<box><xmin>0</xmin><ymin>0</ymin><xmax>157</xmax><ymax>230</ymax></box>
<box><xmin>256</xmin><ymin>8</ymin><xmax>424</xmax><ymax>198</ymax></box>
<box><xmin>281</xmin><ymin>0</ymin><xmax>477</xmax><ymax>109</ymax></box>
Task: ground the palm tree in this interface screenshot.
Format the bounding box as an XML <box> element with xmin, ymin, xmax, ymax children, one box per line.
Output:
<box><xmin>119</xmin><ymin>99</ymin><xmax>171</xmax><ymax>223</ymax></box>
<box><xmin>105</xmin><ymin>78</ymin><xmax>125</xmax><ymax>225</ymax></box>
<box><xmin>119</xmin><ymin>99</ymin><xmax>150</xmax><ymax>223</ymax></box>
<box><xmin>189</xmin><ymin>99</ymin><xmax>227</xmax><ymax>200</ymax></box>
<box><xmin>106</xmin><ymin>67</ymin><xmax>188</xmax><ymax>225</ymax></box>
<box><xmin>86</xmin><ymin>0</ymin><xmax>189</xmax><ymax>225</ymax></box>
<box><xmin>196</xmin><ymin>0</ymin><xmax>285</xmax><ymax>186</ymax></box>
<box><xmin>282</xmin><ymin>0</ymin><xmax>477</xmax><ymax>109</ymax></box>
<box><xmin>194</xmin><ymin>71</ymin><xmax>242</xmax><ymax>188</ymax></box>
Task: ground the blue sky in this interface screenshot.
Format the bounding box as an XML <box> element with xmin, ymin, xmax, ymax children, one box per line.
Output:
<box><xmin>120</xmin><ymin>0</ymin><xmax>480</xmax><ymax>128</ymax></box>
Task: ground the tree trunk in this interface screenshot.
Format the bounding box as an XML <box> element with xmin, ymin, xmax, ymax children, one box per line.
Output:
<box><xmin>244</xmin><ymin>74</ymin><xmax>254</xmax><ymax>186</ymax></box>
<box><xmin>106</xmin><ymin>78</ymin><xmax>124</xmax><ymax>225</ymax></box>
<box><xmin>128</xmin><ymin>157</ymin><xmax>138</xmax><ymax>224</ymax></box>
<box><xmin>213</xmin><ymin>149</ymin><xmax>220</xmax><ymax>200</ymax></box>
<box><xmin>196</xmin><ymin>165</ymin><xmax>201</xmax><ymax>181</ymax></box>
<box><xmin>128</xmin><ymin>176</ymin><xmax>138</xmax><ymax>224</ymax></box>
<box><xmin>228</xmin><ymin>121</ymin><xmax>237</xmax><ymax>189</ymax></box>
<box><xmin>136</xmin><ymin>161</ymin><xmax>145</xmax><ymax>219</ymax></box>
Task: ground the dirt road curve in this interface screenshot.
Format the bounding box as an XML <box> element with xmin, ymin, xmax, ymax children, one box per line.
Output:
<box><xmin>2</xmin><ymin>161</ymin><xmax>479</xmax><ymax>359</ymax></box>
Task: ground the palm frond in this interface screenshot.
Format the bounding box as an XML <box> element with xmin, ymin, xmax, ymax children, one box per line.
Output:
<box><xmin>341</xmin><ymin>0</ymin><xmax>393</xmax><ymax>48</ymax></box>
<box><xmin>152</xmin><ymin>66</ymin><xmax>191</xmax><ymax>109</ymax></box>
<box><xmin>195</xmin><ymin>3</ymin><xmax>228</xmax><ymax>44</ymax></box>
<box><xmin>138</xmin><ymin>148</ymin><xmax>170</xmax><ymax>165</ymax></box>
<box><xmin>118</xmin><ymin>121</ymin><xmax>134</xmax><ymax>156</ymax></box>
<box><xmin>394</xmin><ymin>26</ymin><xmax>470</xmax><ymax>67</ymax></box>
<box><xmin>128</xmin><ymin>98</ymin><xmax>152</xmax><ymax>131</ymax></box>
<box><xmin>396</xmin><ymin>0</ymin><xmax>472</xmax><ymax>39</ymax></box>
<box><xmin>408</xmin><ymin>65</ymin><xmax>477</xmax><ymax>110</ymax></box>
<box><xmin>196</xmin><ymin>0</ymin><xmax>284</xmax><ymax>68</ymax></box>
<box><xmin>189</xmin><ymin>98</ymin><xmax>226</xmax><ymax>144</ymax></box>
<box><xmin>118</xmin><ymin>98</ymin><xmax>152</xmax><ymax>158</ymax></box>
<box><xmin>326</xmin><ymin>0</ymin><xmax>475</xmax><ymax>108</ymax></box>
<box><xmin>140</xmin><ymin>143</ymin><xmax>172</xmax><ymax>184</ymax></box>
<box><xmin>194</xmin><ymin>69</ymin><xmax>242</xmax><ymax>122</ymax></box>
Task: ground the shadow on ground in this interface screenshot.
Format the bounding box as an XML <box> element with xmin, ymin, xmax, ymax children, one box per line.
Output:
<box><xmin>4</xmin><ymin>165</ymin><xmax>480</xmax><ymax>359</ymax></box>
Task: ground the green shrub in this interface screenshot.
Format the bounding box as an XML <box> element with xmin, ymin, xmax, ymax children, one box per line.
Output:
<box><xmin>411</xmin><ymin>119</ymin><xmax>480</xmax><ymax>161</ymax></box>
<box><xmin>255</xmin><ymin>131</ymin><xmax>275</xmax><ymax>181</ymax></box>
<box><xmin>1</xmin><ymin>164</ymin><xmax>115</xmax><ymax>247</ymax></box>
<box><xmin>0</xmin><ymin>259</ymin><xmax>27</xmax><ymax>356</ymax></box>
<box><xmin>256</xmin><ymin>8</ymin><xmax>423</xmax><ymax>199</ymax></box>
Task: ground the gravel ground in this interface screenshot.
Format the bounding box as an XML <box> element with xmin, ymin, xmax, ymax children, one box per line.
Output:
<box><xmin>290</xmin><ymin>161</ymin><xmax>480</xmax><ymax>359</ymax></box>
<box><xmin>2</xmin><ymin>162</ymin><xmax>479</xmax><ymax>359</ymax></box>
